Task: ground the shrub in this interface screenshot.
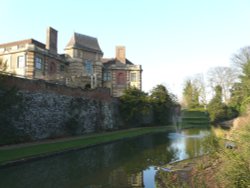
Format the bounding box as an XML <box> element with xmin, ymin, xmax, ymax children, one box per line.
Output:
<box><xmin>218</xmin><ymin>123</ymin><xmax>250</xmax><ymax>187</ymax></box>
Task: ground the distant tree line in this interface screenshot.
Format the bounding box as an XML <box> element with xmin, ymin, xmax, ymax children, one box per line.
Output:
<box><xmin>182</xmin><ymin>46</ymin><xmax>250</xmax><ymax>122</ymax></box>
<box><xmin>119</xmin><ymin>84</ymin><xmax>178</xmax><ymax>127</ymax></box>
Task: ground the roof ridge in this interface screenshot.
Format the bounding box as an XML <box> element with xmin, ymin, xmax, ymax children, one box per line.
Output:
<box><xmin>74</xmin><ymin>32</ymin><xmax>97</xmax><ymax>40</ymax></box>
<box><xmin>0</xmin><ymin>38</ymin><xmax>45</xmax><ymax>48</ymax></box>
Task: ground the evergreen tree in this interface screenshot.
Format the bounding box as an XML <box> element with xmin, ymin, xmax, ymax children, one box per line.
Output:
<box><xmin>207</xmin><ymin>85</ymin><xmax>227</xmax><ymax>122</ymax></box>
<box><xmin>149</xmin><ymin>85</ymin><xmax>175</xmax><ymax>124</ymax></box>
<box><xmin>182</xmin><ymin>79</ymin><xmax>200</xmax><ymax>109</ymax></box>
<box><xmin>119</xmin><ymin>87</ymin><xmax>150</xmax><ymax>126</ymax></box>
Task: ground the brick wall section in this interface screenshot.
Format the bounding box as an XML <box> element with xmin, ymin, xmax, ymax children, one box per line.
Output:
<box><xmin>2</xmin><ymin>75</ymin><xmax>112</xmax><ymax>101</ymax></box>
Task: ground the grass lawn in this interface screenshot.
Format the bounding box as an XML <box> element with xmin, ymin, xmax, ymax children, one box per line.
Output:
<box><xmin>0</xmin><ymin>126</ymin><xmax>174</xmax><ymax>166</ymax></box>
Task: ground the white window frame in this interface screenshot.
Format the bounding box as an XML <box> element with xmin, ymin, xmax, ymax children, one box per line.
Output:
<box><xmin>17</xmin><ymin>56</ymin><xmax>25</xmax><ymax>68</ymax></box>
<box><xmin>130</xmin><ymin>72</ymin><xmax>137</xmax><ymax>82</ymax></box>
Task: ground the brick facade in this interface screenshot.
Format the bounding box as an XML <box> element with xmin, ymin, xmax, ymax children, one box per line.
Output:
<box><xmin>1</xmin><ymin>74</ymin><xmax>111</xmax><ymax>101</ymax></box>
<box><xmin>102</xmin><ymin>46</ymin><xmax>142</xmax><ymax>97</ymax></box>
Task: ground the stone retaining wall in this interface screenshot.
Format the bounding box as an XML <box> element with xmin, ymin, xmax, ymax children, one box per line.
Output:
<box><xmin>1</xmin><ymin>75</ymin><xmax>122</xmax><ymax>141</ymax></box>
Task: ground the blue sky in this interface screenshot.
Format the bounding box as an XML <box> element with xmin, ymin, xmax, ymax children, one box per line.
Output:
<box><xmin>1</xmin><ymin>0</ymin><xmax>250</xmax><ymax>99</ymax></box>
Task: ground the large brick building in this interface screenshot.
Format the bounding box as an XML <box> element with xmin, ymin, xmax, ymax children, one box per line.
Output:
<box><xmin>0</xmin><ymin>27</ymin><xmax>142</xmax><ymax>97</ymax></box>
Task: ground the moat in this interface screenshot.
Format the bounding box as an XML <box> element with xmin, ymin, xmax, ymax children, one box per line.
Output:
<box><xmin>0</xmin><ymin>128</ymin><xmax>211</xmax><ymax>188</ymax></box>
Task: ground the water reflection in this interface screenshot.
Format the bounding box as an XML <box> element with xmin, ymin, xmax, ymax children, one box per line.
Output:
<box><xmin>0</xmin><ymin>128</ymin><xmax>211</xmax><ymax>188</ymax></box>
<box><xmin>168</xmin><ymin>129</ymin><xmax>210</xmax><ymax>161</ymax></box>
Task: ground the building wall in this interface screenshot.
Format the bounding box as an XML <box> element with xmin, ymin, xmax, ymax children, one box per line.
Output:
<box><xmin>129</xmin><ymin>69</ymin><xmax>142</xmax><ymax>89</ymax></box>
<box><xmin>0</xmin><ymin>45</ymin><xmax>142</xmax><ymax>97</ymax></box>
<box><xmin>44</xmin><ymin>56</ymin><xmax>61</xmax><ymax>81</ymax></box>
<box><xmin>0</xmin><ymin>45</ymin><xmax>28</xmax><ymax>77</ymax></box>
<box><xmin>0</xmin><ymin>35</ymin><xmax>142</xmax><ymax>97</ymax></box>
<box><xmin>33</xmin><ymin>51</ymin><xmax>45</xmax><ymax>79</ymax></box>
<box><xmin>64</xmin><ymin>48</ymin><xmax>103</xmax><ymax>89</ymax></box>
<box><xmin>1</xmin><ymin>74</ymin><xmax>112</xmax><ymax>100</ymax></box>
<box><xmin>112</xmin><ymin>70</ymin><xmax>128</xmax><ymax>97</ymax></box>
<box><xmin>65</xmin><ymin>48</ymin><xmax>102</xmax><ymax>61</ymax></box>
<box><xmin>26</xmin><ymin>51</ymin><xmax>35</xmax><ymax>79</ymax></box>
<box><xmin>103</xmin><ymin>64</ymin><xmax>142</xmax><ymax>97</ymax></box>
<box><xmin>94</xmin><ymin>61</ymin><xmax>103</xmax><ymax>87</ymax></box>
<box><xmin>0</xmin><ymin>42</ymin><xmax>65</xmax><ymax>82</ymax></box>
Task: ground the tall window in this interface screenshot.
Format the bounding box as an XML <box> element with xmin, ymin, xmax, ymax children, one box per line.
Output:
<box><xmin>17</xmin><ymin>56</ymin><xmax>25</xmax><ymax>68</ymax></box>
<box><xmin>103</xmin><ymin>71</ymin><xmax>111</xmax><ymax>81</ymax></box>
<box><xmin>130</xmin><ymin>72</ymin><xmax>137</xmax><ymax>82</ymax></box>
<box><xmin>35</xmin><ymin>57</ymin><xmax>43</xmax><ymax>70</ymax></box>
<box><xmin>116</xmin><ymin>71</ymin><xmax>126</xmax><ymax>85</ymax></box>
<box><xmin>84</xmin><ymin>60</ymin><xmax>93</xmax><ymax>75</ymax></box>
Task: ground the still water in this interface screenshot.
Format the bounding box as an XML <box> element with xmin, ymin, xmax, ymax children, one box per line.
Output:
<box><xmin>0</xmin><ymin>128</ymin><xmax>211</xmax><ymax>188</ymax></box>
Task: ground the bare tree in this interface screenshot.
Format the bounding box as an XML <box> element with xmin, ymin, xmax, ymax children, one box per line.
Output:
<box><xmin>232</xmin><ymin>46</ymin><xmax>250</xmax><ymax>71</ymax></box>
<box><xmin>230</xmin><ymin>46</ymin><xmax>250</xmax><ymax>110</ymax></box>
<box><xmin>207</xmin><ymin>66</ymin><xmax>237</xmax><ymax>103</ymax></box>
<box><xmin>192</xmin><ymin>73</ymin><xmax>207</xmax><ymax>106</ymax></box>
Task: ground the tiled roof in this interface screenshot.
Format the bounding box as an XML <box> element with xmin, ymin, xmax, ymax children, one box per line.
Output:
<box><xmin>65</xmin><ymin>33</ymin><xmax>103</xmax><ymax>54</ymax></box>
<box><xmin>102</xmin><ymin>58</ymin><xmax>134</xmax><ymax>67</ymax></box>
<box><xmin>0</xmin><ymin>39</ymin><xmax>45</xmax><ymax>49</ymax></box>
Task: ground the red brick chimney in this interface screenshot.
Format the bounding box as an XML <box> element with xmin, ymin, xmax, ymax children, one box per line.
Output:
<box><xmin>46</xmin><ymin>27</ymin><xmax>58</xmax><ymax>54</ymax></box>
<box><xmin>116</xmin><ymin>46</ymin><xmax>126</xmax><ymax>64</ymax></box>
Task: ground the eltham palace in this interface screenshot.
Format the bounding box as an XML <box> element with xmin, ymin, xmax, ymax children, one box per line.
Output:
<box><xmin>0</xmin><ymin>27</ymin><xmax>142</xmax><ymax>97</ymax></box>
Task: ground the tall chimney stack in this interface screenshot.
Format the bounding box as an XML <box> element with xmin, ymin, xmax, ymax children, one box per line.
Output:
<box><xmin>116</xmin><ymin>46</ymin><xmax>126</xmax><ymax>64</ymax></box>
<box><xmin>46</xmin><ymin>27</ymin><xmax>58</xmax><ymax>54</ymax></box>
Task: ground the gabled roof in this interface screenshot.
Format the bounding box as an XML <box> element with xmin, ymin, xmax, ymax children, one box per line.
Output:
<box><xmin>65</xmin><ymin>33</ymin><xmax>103</xmax><ymax>54</ymax></box>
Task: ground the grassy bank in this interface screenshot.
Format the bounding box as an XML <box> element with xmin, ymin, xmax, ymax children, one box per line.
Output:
<box><xmin>181</xmin><ymin>110</ymin><xmax>210</xmax><ymax>127</ymax></box>
<box><xmin>0</xmin><ymin>126</ymin><xmax>174</xmax><ymax>166</ymax></box>
<box><xmin>158</xmin><ymin>115</ymin><xmax>250</xmax><ymax>188</ymax></box>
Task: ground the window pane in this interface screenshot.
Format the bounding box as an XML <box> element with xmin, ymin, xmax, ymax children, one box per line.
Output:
<box><xmin>35</xmin><ymin>57</ymin><xmax>42</xmax><ymax>69</ymax></box>
<box><xmin>131</xmin><ymin>73</ymin><xmax>137</xmax><ymax>82</ymax></box>
<box><xmin>84</xmin><ymin>60</ymin><xmax>93</xmax><ymax>75</ymax></box>
<box><xmin>117</xmin><ymin>72</ymin><xmax>126</xmax><ymax>85</ymax></box>
<box><xmin>103</xmin><ymin>71</ymin><xmax>111</xmax><ymax>81</ymax></box>
<box><xmin>17</xmin><ymin>56</ymin><xmax>25</xmax><ymax>68</ymax></box>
